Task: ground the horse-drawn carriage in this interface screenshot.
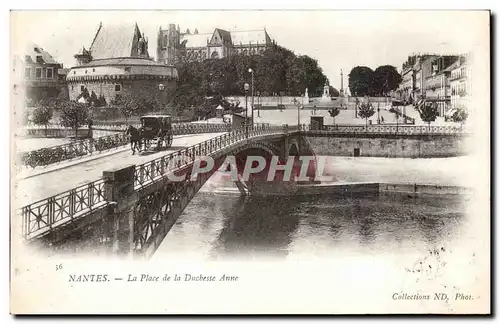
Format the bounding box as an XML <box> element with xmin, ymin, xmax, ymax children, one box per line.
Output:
<box><xmin>126</xmin><ymin>114</ymin><xmax>173</xmax><ymax>154</ymax></box>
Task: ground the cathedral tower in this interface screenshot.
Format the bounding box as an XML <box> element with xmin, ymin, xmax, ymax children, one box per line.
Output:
<box><xmin>157</xmin><ymin>23</ymin><xmax>180</xmax><ymax>65</ymax></box>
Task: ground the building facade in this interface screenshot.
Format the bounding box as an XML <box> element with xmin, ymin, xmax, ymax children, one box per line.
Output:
<box><xmin>424</xmin><ymin>55</ymin><xmax>459</xmax><ymax>116</ymax></box>
<box><xmin>449</xmin><ymin>55</ymin><xmax>470</xmax><ymax>113</ymax></box>
<box><xmin>67</xmin><ymin>23</ymin><xmax>178</xmax><ymax>106</ymax></box>
<box><xmin>12</xmin><ymin>42</ymin><xmax>65</xmax><ymax>104</ymax></box>
<box><xmin>398</xmin><ymin>68</ymin><xmax>413</xmax><ymax>102</ymax></box>
<box><xmin>157</xmin><ymin>24</ymin><xmax>274</xmax><ymax>65</ymax></box>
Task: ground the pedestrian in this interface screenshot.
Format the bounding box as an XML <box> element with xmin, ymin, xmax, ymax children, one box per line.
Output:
<box><xmin>381</xmin><ymin>116</ymin><xmax>384</xmax><ymax>124</ymax></box>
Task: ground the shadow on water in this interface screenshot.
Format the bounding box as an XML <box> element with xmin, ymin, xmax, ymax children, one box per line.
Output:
<box><xmin>211</xmin><ymin>195</ymin><xmax>301</xmax><ymax>259</ymax></box>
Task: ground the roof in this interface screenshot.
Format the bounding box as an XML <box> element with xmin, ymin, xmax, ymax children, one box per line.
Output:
<box><xmin>22</xmin><ymin>42</ymin><xmax>58</xmax><ymax>64</ymax></box>
<box><xmin>180</xmin><ymin>28</ymin><xmax>271</xmax><ymax>48</ymax></box>
<box><xmin>443</xmin><ymin>59</ymin><xmax>461</xmax><ymax>72</ymax></box>
<box><xmin>180</xmin><ymin>33</ymin><xmax>211</xmax><ymax>48</ymax></box>
<box><xmin>75</xmin><ymin>57</ymin><xmax>165</xmax><ymax>68</ymax></box>
<box><xmin>90</xmin><ymin>23</ymin><xmax>147</xmax><ymax>59</ymax></box>
<box><xmin>215</xmin><ymin>28</ymin><xmax>232</xmax><ymax>43</ymax></box>
<box><xmin>58</xmin><ymin>68</ymin><xmax>70</xmax><ymax>75</ymax></box>
<box><xmin>231</xmin><ymin>30</ymin><xmax>270</xmax><ymax>45</ymax></box>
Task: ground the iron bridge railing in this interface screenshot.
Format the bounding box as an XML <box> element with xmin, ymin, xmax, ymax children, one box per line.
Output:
<box><xmin>18</xmin><ymin>179</ymin><xmax>108</xmax><ymax>240</ymax></box>
<box><xmin>16</xmin><ymin>124</ymin><xmax>287</xmax><ymax>240</ymax></box>
<box><xmin>17</xmin><ymin>123</ymin><xmax>233</xmax><ymax>170</ymax></box>
<box><xmin>302</xmin><ymin>124</ymin><xmax>468</xmax><ymax>135</ymax></box>
<box><xmin>133</xmin><ymin>124</ymin><xmax>286</xmax><ymax>188</ymax></box>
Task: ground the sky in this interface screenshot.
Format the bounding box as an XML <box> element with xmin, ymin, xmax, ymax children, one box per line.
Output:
<box><xmin>11</xmin><ymin>10</ymin><xmax>487</xmax><ymax>91</ymax></box>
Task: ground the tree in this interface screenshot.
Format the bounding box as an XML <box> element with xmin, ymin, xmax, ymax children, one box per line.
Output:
<box><xmin>372</xmin><ymin>65</ymin><xmax>402</xmax><ymax>96</ymax></box>
<box><xmin>96</xmin><ymin>94</ymin><xmax>107</xmax><ymax>107</ymax></box>
<box><xmin>297</xmin><ymin>55</ymin><xmax>328</xmax><ymax>97</ymax></box>
<box><xmin>171</xmin><ymin>44</ymin><xmax>329</xmax><ymax>99</ymax></box>
<box><xmin>329</xmin><ymin>86</ymin><xmax>340</xmax><ymax>97</ymax></box>
<box><xmin>357</xmin><ymin>102</ymin><xmax>375</xmax><ymax>128</ymax></box>
<box><xmin>451</xmin><ymin>108</ymin><xmax>468</xmax><ymax>128</ymax></box>
<box><xmin>348</xmin><ymin>66</ymin><xmax>374</xmax><ymax>97</ymax></box>
<box><xmin>89</xmin><ymin>91</ymin><xmax>99</xmax><ymax>106</ymax></box>
<box><xmin>76</xmin><ymin>87</ymin><xmax>90</xmax><ymax>101</ymax></box>
<box><xmin>417</xmin><ymin>102</ymin><xmax>439</xmax><ymax>130</ymax></box>
<box><xmin>328</xmin><ymin>107</ymin><xmax>340</xmax><ymax>125</ymax></box>
<box><xmin>32</xmin><ymin>101</ymin><xmax>54</xmax><ymax>137</ymax></box>
<box><xmin>22</xmin><ymin>109</ymin><xmax>31</xmax><ymax>126</ymax></box>
<box><xmin>112</xmin><ymin>94</ymin><xmax>140</xmax><ymax>123</ymax></box>
<box><xmin>59</xmin><ymin>101</ymin><xmax>89</xmax><ymax>135</ymax></box>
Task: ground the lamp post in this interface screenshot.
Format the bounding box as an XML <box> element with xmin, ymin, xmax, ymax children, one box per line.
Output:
<box><xmin>355</xmin><ymin>96</ymin><xmax>359</xmax><ymax>118</ymax></box>
<box><xmin>244</xmin><ymin>82</ymin><xmax>250</xmax><ymax>138</ymax></box>
<box><xmin>298</xmin><ymin>92</ymin><xmax>302</xmax><ymax>128</ymax></box>
<box><xmin>158</xmin><ymin>83</ymin><xmax>165</xmax><ymax>113</ymax></box>
<box><xmin>377</xmin><ymin>102</ymin><xmax>380</xmax><ymax>124</ymax></box>
<box><xmin>248</xmin><ymin>68</ymin><xmax>254</xmax><ymax>126</ymax></box>
<box><xmin>257</xmin><ymin>91</ymin><xmax>261</xmax><ymax>117</ymax></box>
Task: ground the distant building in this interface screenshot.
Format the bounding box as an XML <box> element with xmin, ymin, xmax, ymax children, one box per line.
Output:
<box><xmin>398</xmin><ymin>68</ymin><xmax>413</xmax><ymax>103</ymax></box>
<box><xmin>449</xmin><ymin>55</ymin><xmax>470</xmax><ymax>113</ymax></box>
<box><xmin>157</xmin><ymin>24</ymin><xmax>275</xmax><ymax>65</ymax></box>
<box><xmin>67</xmin><ymin>22</ymin><xmax>178</xmax><ymax>106</ymax></box>
<box><xmin>396</xmin><ymin>54</ymin><xmax>460</xmax><ymax>115</ymax></box>
<box><xmin>424</xmin><ymin>55</ymin><xmax>459</xmax><ymax>116</ymax></box>
<box><xmin>12</xmin><ymin>42</ymin><xmax>64</xmax><ymax>103</ymax></box>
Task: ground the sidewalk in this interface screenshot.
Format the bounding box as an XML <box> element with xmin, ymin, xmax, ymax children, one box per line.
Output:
<box><xmin>14</xmin><ymin>133</ymin><xmax>210</xmax><ymax>181</ymax></box>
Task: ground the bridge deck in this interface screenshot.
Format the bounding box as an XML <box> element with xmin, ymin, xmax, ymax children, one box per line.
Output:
<box><xmin>14</xmin><ymin>133</ymin><xmax>225</xmax><ymax>208</ymax></box>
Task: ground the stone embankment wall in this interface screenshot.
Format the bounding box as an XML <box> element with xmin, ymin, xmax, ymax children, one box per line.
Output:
<box><xmin>306</xmin><ymin>134</ymin><xmax>470</xmax><ymax>158</ymax></box>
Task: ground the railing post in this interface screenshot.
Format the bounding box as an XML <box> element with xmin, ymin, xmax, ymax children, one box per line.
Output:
<box><xmin>103</xmin><ymin>165</ymin><xmax>137</xmax><ymax>257</ymax></box>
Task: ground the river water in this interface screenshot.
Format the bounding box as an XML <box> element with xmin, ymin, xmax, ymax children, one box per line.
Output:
<box><xmin>153</xmin><ymin>191</ymin><xmax>469</xmax><ymax>261</ymax></box>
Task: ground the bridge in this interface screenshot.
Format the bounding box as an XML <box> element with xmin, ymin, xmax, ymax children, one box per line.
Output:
<box><xmin>16</xmin><ymin>122</ymin><xmax>234</xmax><ymax>171</ymax></box>
<box><xmin>13</xmin><ymin>123</ymin><xmax>468</xmax><ymax>259</ymax></box>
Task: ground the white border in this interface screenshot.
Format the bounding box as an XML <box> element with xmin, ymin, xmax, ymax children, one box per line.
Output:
<box><xmin>2</xmin><ymin>1</ymin><xmax>497</xmax><ymax>322</ymax></box>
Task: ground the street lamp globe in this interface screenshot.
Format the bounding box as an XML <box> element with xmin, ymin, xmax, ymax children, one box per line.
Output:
<box><xmin>248</xmin><ymin>68</ymin><xmax>253</xmax><ymax>73</ymax></box>
<box><xmin>158</xmin><ymin>84</ymin><xmax>165</xmax><ymax>91</ymax></box>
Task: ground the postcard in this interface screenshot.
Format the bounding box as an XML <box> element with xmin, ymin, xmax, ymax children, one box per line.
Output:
<box><xmin>10</xmin><ymin>10</ymin><xmax>490</xmax><ymax>314</ymax></box>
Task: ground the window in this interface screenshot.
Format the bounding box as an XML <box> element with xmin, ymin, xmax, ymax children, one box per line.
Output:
<box><xmin>24</xmin><ymin>67</ymin><xmax>30</xmax><ymax>78</ymax></box>
<box><xmin>124</xmin><ymin>67</ymin><xmax>131</xmax><ymax>72</ymax></box>
<box><xmin>35</xmin><ymin>67</ymin><xmax>42</xmax><ymax>79</ymax></box>
<box><xmin>81</xmin><ymin>85</ymin><xmax>85</xmax><ymax>91</ymax></box>
<box><xmin>115</xmin><ymin>84</ymin><xmax>121</xmax><ymax>92</ymax></box>
<box><xmin>46</xmin><ymin>67</ymin><xmax>53</xmax><ymax>79</ymax></box>
<box><xmin>85</xmin><ymin>70</ymin><xmax>88</xmax><ymax>74</ymax></box>
<box><xmin>92</xmin><ymin>68</ymin><xmax>96</xmax><ymax>72</ymax></box>
<box><xmin>71</xmin><ymin>85</ymin><xmax>74</xmax><ymax>90</ymax></box>
<box><xmin>73</xmin><ymin>71</ymin><xmax>76</xmax><ymax>75</ymax></box>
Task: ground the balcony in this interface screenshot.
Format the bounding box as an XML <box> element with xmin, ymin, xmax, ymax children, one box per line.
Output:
<box><xmin>449</xmin><ymin>74</ymin><xmax>466</xmax><ymax>81</ymax></box>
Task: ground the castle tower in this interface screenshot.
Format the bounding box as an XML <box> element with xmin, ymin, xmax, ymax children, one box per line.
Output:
<box><xmin>74</xmin><ymin>47</ymin><xmax>92</xmax><ymax>66</ymax></box>
<box><xmin>157</xmin><ymin>23</ymin><xmax>179</xmax><ymax>65</ymax></box>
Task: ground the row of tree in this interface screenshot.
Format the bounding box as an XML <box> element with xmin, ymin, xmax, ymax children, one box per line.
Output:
<box><xmin>24</xmin><ymin>99</ymin><xmax>90</xmax><ymax>135</ymax></box>
<box><xmin>348</xmin><ymin>65</ymin><xmax>402</xmax><ymax>97</ymax></box>
<box><xmin>167</xmin><ymin>44</ymin><xmax>330</xmax><ymax>109</ymax></box>
<box><xmin>353</xmin><ymin>101</ymin><xmax>468</xmax><ymax>127</ymax></box>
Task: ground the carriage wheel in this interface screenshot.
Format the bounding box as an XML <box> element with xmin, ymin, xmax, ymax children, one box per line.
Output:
<box><xmin>145</xmin><ymin>139</ymin><xmax>151</xmax><ymax>150</ymax></box>
<box><xmin>165</xmin><ymin>135</ymin><xmax>173</xmax><ymax>148</ymax></box>
<box><xmin>156</xmin><ymin>137</ymin><xmax>163</xmax><ymax>151</ymax></box>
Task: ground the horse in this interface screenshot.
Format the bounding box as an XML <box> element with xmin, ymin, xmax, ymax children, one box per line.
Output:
<box><xmin>125</xmin><ymin>125</ymin><xmax>141</xmax><ymax>155</ymax></box>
